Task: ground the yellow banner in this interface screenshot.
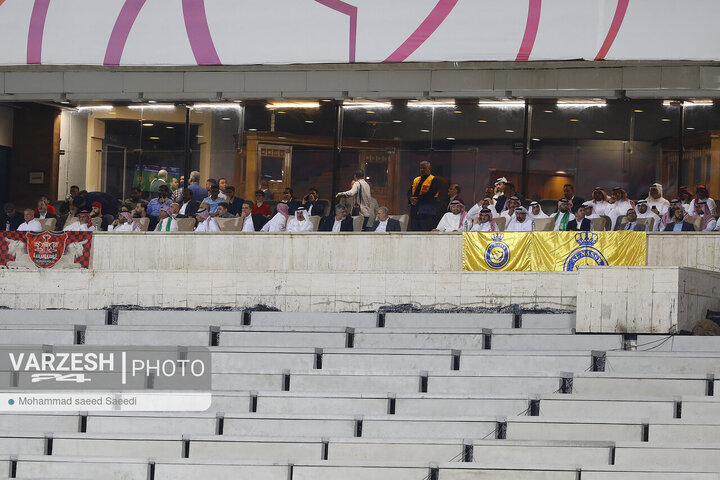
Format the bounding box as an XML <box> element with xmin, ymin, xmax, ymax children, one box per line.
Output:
<box><xmin>463</xmin><ymin>231</ymin><xmax>647</xmax><ymax>271</ymax></box>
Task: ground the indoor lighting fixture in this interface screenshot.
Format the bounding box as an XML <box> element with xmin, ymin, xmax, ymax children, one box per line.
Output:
<box><xmin>149</xmin><ymin>136</ymin><xmax>160</xmax><ymax>140</ymax></box>
<box><xmin>342</xmin><ymin>101</ymin><xmax>391</xmax><ymax>109</ymax></box>
<box><xmin>531</xmin><ymin>138</ymin><xmax>541</xmax><ymax>141</ymax></box>
<box><xmin>407</xmin><ymin>100</ymin><xmax>456</xmax><ymax>108</ymax></box>
<box><xmin>505</xmin><ymin>129</ymin><xmax>515</xmax><ymax>133</ymax></box>
<box><xmin>248</xmin><ymin>128</ymin><xmax>257</xmax><ymax>131</ymax></box>
<box><xmin>663</xmin><ymin>100</ymin><xmax>714</xmax><ymax>106</ymax></box>
<box><xmin>278</xmin><ymin>136</ymin><xmax>287</xmax><ymax>139</ymax></box>
<box><xmin>453</xmin><ymin>110</ymin><xmax>462</xmax><ymax>114</ymax></box>
<box><xmin>366</xmin><ymin>110</ymin><xmax>376</xmax><ymax>114</ymax></box>
<box><xmin>420</xmin><ymin>129</ymin><xmax>430</xmax><ymax>133</ymax></box>
<box><xmin>221</xmin><ymin>117</ymin><xmax>232</xmax><ymax>121</ymax></box>
<box><xmin>128</xmin><ymin>104</ymin><xmax>175</xmax><ymax>110</ymax></box>
<box><xmin>77</xmin><ymin>105</ymin><xmax>113</xmax><ymax>111</ymax></box>
<box><xmin>686</xmin><ymin>127</ymin><xmax>695</xmax><ymax>130</ymax></box>
<box><xmin>360</xmin><ymin>139</ymin><xmax>369</xmax><ymax>143</ymax></box>
<box><xmin>595</xmin><ymin>130</ymin><xmax>605</xmax><ymax>134</ymax></box>
<box><xmin>556</xmin><ymin>170</ymin><xmax>567</xmax><ymax>174</ymax></box>
<box><xmin>570</xmin><ymin>119</ymin><xmax>580</xmax><ymax>122</ymax></box>
<box><xmin>166</xmin><ymin>126</ymin><xmax>175</xmax><ymax>129</ymax></box>
<box><xmin>305</xmin><ymin>120</ymin><xmax>314</xmax><ymax>123</ymax></box>
<box><xmin>393</xmin><ymin>120</ymin><xmax>402</xmax><ymax>123</ymax></box>
<box><xmin>543</xmin><ymin>110</ymin><xmax>553</xmax><ymax>113</ymax></box>
<box><xmin>266</xmin><ymin>102</ymin><xmax>320</xmax><ymax>109</ymax></box>
<box><xmin>142</xmin><ymin>123</ymin><xmax>154</xmax><ymax>127</ymax></box>
<box><xmin>477</xmin><ymin>120</ymin><xmax>488</xmax><ymax>123</ymax></box>
<box><xmin>556</xmin><ymin>100</ymin><xmax>607</xmax><ymax>108</ymax></box>
<box><xmin>633</xmin><ymin>109</ymin><xmax>644</xmax><ymax>113</ymax></box>
<box><xmin>196</xmin><ymin>135</ymin><xmax>204</xmax><ymax>138</ymax></box>
<box><xmin>661</xmin><ymin>118</ymin><xmax>671</xmax><ymax>122</ymax></box>
<box><xmin>446</xmin><ymin>137</ymin><xmax>456</xmax><ymax>140</ymax></box>
<box><xmin>193</xmin><ymin>103</ymin><xmax>241</xmax><ymax>110</ymax></box>
<box><xmin>477</xmin><ymin>100</ymin><xmax>524</xmax><ymax>108</ymax></box>
<box><xmin>147</xmin><ymin>100</ymin><xmax>157</xmax><ymax>104</ymax></box>
<box><xmin>321</xmin><ymin>99</ymin><xmax>333</xmax><ymax>102</ymax></box>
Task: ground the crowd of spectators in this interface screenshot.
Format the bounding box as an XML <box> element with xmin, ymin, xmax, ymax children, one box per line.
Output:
<box><xmin>2</xmin><ymin>165</ymin><xmax>719</xmax><ymax>235</ymax></box>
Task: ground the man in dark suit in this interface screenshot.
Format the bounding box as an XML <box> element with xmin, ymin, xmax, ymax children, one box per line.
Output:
<box><xmin>176</xmin><ymin>187</ymin><xmax>200</xmax><ymax>218</ymax></box>
<box><xmin>319</xmin><ymin>205</ymin><xmax>353</xmax><ymax>232</ymax></box>
<box><xmin>372</xmin><ymin>206</ymin><xmax>401</xmax><ymax>232</ymax></box>
<box><xmin>34</xmin><ymin>200</ymin><xmax>57</xmax><ymax>220</ymax></box>
<box><xmin>1</xmin><ymin>203</ymin><xmax>23</xmax><ymax>231</ymax></box>
<box><xmin>302</xmin><ymin>187</ymin><xmax>325</xmax><ymax>217</ymax></box>
<box><xmin>276</xmin><ymin>187</ymin><xmax>302</xmax><ymax>215</ymax></box>
<box><xmin>616</xmin><ymin>209</ymin><xmax>648</xmax><ymax>231</ymax></box>
<box><xmin>562</xmin><ymin>184</ymin><xmax>585</xmax><ymax>214</ymax></box>
<box><xmin>239</xmin><ymin>201</ymin><xmax>268</xmax><ymax>231</ymax></box>
<box><xmin>567</xmin><ymin>206</ymin><xmax>591</xmax><ymax>231</ymax></box>
<box><xmin>664</xmin><ymin>205</ymin><xmax>696</xmax><ymax>232</ymax></box>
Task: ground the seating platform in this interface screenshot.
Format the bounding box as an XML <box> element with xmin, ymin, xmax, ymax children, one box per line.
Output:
<box><xmin>0</xmin><ymin>308</ymin><xmax>717</xmax><ymax>479</ymax></box>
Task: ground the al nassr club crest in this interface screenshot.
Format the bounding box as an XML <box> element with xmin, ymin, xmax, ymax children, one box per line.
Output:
<box><xmin>563</xmin><ymin>232</ymin><xmax>608</xmax><ymax>271</ymax></box>
<box><xmin>485</xmin><ymin>232</ymin><xmax>511</xmax><ymax>270</ymax></box>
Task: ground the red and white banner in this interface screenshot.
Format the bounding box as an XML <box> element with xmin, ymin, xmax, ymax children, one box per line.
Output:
<box><xmin>0</xmin><ymin>0</ymin><xmax>716</xmax><ymax>66</ymax></box>
<box><xmin>0</xmin><ymin>231</ymin><xmax>92</xmax><ymax>269</ymax></box>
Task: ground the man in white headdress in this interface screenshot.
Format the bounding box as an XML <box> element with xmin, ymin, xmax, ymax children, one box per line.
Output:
<box><xmin>500</xmin><ymin>196</ymin><xmax>520</xmax><ymax>225</ymax></box>
<box><xmin>194</xmin><ymin>208</ymin><xmax>220</xmax><ymax>232</ymax></box>
<box><xmin>467</xmin><ymin>197</ymin><xmax>498</xmax><ymax>221</ymax></box>
<box><xmin>261</xmin><ymin>203</ymin><xmax>289</xmax><ymax>232</ymax></box>
<box><xmin>607</xmin><ymin>187</ymin><xmax>635</xmax><ymax>228</ymax></box>
<box><xmin>589</xmin><ymin>187</ymin><xmax>612</xmax><ymax>218</ymax></box>
<box><xmin>154</xmin><ymin>205</ymin><xmax>178</xmax><ymax>232</ymax></box>
<box><xmin>635</xmin><ymin>200</ymin><xmax>661</xmax><ymax>231</ymax></box>
<box><xmin>505</xmin><ymin>206</ymin><xmax>534</xmax><ymax>231</ymax></box>
<box><xmin>433</xmin><ymin>200</ymin><xmax>466</xmax><ymax>232</ymax></box>
<box><xmin>552</xmin><ymin>199</ymin><xmax>572</xmax><ymax>231</ymax></box>
<box><xmin>582</xmin><ymin>201</ymin><xmax>600</xmax><ymax>219</ymax></box>
<box><xmin>469</xmin><ymin>208</ymin><xmax>497</xmax><ymax>232</ymax></box>
<box><xmin>645</xmin><ymin>183</ymin><xmax>670</xmax><ymax>217</ymax></box>
<box><xmin>286</xmin><ymin>206</ymin><xmax>314</xmax><ymax>232</ymax></box>
<box><xmin>528</xmin><ymin>201</ymin><xmax>548</xmax><ymax>219</ymax></box>
<box><xmin>493</xmin><ymin>177</ymin><xmax>507</xmax><ymax>200</ymax></box>
<box><xmin>109</xmin><ymin>211</ymin><xmax>142</xmax><ymax>232</ymax></box>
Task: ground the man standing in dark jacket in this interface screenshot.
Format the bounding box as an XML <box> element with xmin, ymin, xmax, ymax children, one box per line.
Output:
<box><xmin>407</xmin><ymin>161</ymin><xmax>439</xmax><ymax>231</ymax></box>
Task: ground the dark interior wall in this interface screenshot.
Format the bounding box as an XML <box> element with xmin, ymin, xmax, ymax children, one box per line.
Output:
<box><xmin>10</xmin><ymin>104</ymin><xmax>60</xmax><ymax>208</ymax></box>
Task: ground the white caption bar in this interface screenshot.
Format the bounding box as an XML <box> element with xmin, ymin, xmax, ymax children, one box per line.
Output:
<box><xmin>0</xmin><ymin>391</ymin><xmax>212</xmax><ymax>412</ymax></box>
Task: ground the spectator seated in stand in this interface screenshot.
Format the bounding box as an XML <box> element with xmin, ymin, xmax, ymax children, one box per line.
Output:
<box><xmin>108</xmin><ymin>212</ymin><xmax>142</xmax><ymax>232</ymax></box>
<box><xmin>372</xmin><ymin>206</ymin><xmax>401</xmax><ymax>232</ymax></box>
<box><xmin>319</xmin><ymin>205</ymin><xmax>353</xmax><ymax>232</ymax></box>
<box><xmin>663</xmin><ymin>204</ymin><xmax>696</xmax><ymax>232</ymax></box>
<box><xmin>262</xmin><ymin>203</ymin><xmax>289</xmax><ymax>232</ymax></box>
<box><xmin>567</xmin><ymin>203</ymin><xmax>591</xmax><ymax>231</ymax></box>
<box><xmin>469</xmin><ymin>208</ymin><xmax>498</xmax><ymax>232</ymax></box>
<box><xmin>286</xmin><ymin>206</ymin><xmax>314</xmax><ymax>232</ymax></box>
<box><xmin>194</xmin><ymin>208</ymin><xmax>220</xmax><ymax>232</ymax></box>
<box><xmin>202</xmin><ymin>184</ymin><xmax>225</xmax><ymax>214</ymax></box>
<box><xmin>123</xmin><ymin>187</ymin><xmax>149</xmax><ymax>211</ymax></box>
<box><xmin>302</xmin><ymin>187</ymin><xmax>325</xmax><ymax>217</ymax></box>
<box><xmin>552</xmin><ymin>199</ymin><xmax>572</xmax><ymax>231</ymax></box>
<box><xmin>616</xmin><ymin>208</ymin><xmax>647</xmax><ymax>231</ymax></box>
<box><xmin>17</xmin><ymin>209</ymin><xmax>42</xmax><ymax>232</ymax></box>
<box><xmin>239</xmin><ymin>201</ymin><xmax>268</xmax><ymax>232</ymax></box>
<box><xmin>2</xmin><ymin>203</ymin><xmax>23</xmax><ymax>231</ymax></box>
<box><xmin>214</xmin><ymin>202</ymin><xmax>234</xmax><ymax>219</ymax></box>
<box><xmin>34</xmin><ymin>200</ymin><xmax>57</xmax><ymax>220</ymax></box>
<box><xmin>63</xmin><ymin>210</ymin><xmax>96</xmax><ymax>231</ymax></box>
<box><xmin>433</xmin><ymin>200</ymin><xmax>466</xmax><ymax>232</ymax></box>
<box><xmin>224</xmin><ymin>186</ymin><xmax>244</xmax><ymax>216</ymax></box>
<box><xmin>277</xmin><ymin>187</ymin><xmax>302</xmax><ymax>215</ymax></box>
<box><xmin>252</xmin><ymin>190</ymin><xmax>272</xmax><ymax>217</ymax></box>
<box><xmin>506</xmin><ymin>206</ymin><xmax>534</xmax><ymax>231</ymax></box>
<box><xmin>154</xmin><ymin>205</ymin><xmax>178</xmax><ymax>232</ymax></box>
<box><xmin>693</xmin><ymin>201</ymin><xmax>717</xmax><ymax>232</ymax></box>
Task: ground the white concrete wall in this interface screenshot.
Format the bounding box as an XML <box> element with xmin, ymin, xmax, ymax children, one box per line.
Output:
<box><xmin>647</xmin><ymin>233</ymin><xmax>720</xmax><ymax>272</ymax></box>
<box><xmin>0</xmin><ymin>105</ymin><xmax>12</xmax><ymax>147</ymax></box>
<box><xmin>576</xmin><ymin>266</ymin><xmax>720</xmax><ymax>333</ymax></box>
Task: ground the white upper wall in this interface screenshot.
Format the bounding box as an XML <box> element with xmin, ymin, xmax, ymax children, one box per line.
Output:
<box><xmin>0</xmin><ymin>0</ymin><xmax>718</xmax><ymax>66</ymax></box>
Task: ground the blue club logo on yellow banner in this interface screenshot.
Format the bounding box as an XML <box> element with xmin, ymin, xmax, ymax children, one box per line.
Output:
<box><xmin>463</xmin><ymin>231</ymin><xmax>646</xmax><ymax>271</ymax></box>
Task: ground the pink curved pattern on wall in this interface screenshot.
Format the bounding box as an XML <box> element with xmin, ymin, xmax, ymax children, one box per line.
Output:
<box><xmin>595</xmin><ymin>0</ymin><xmax>629</xmax><ymax>60</ymax></box>
<box><xmin>0</xmin><ymin>1</ymin><xmax>6</xmax><ymax>7</ymax></box>
<box><xmin>181</xmin><ymin>0</ymin><xmax>221</xmax><ymax>65</ymax></box>
<box><xmin>104</xmin><ymin>0</ymin><xmax>146</xmax><ymax>66</ymax></box>
<box><xmin>27</xmin><ymin>0</ymin><xmax>51</xmax><ymax>64</ymax></box>
<box><xmin>515</xmin><ymin>0</ymin><xmax>541</xmax><ymax>61</ymax></box>
<box><xmin>314</xmin><ymin>0</ymin><xmax>357</xmax><ymax>63</ymax></box>
<box><xmin>384</xmin><ymin>0</ymin><xmax>458</xmax><ymax>63</ymax></box>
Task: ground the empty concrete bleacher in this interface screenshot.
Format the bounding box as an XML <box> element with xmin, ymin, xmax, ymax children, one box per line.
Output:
<box><xmin>0</xmin><ymin>309</ymin><xmax>107</xmax><ymax>326</ymax></box>
<box><xmin>1</xmin><ymin>308</ymin><xmax>718</xmax><ymax>480</ymax></box>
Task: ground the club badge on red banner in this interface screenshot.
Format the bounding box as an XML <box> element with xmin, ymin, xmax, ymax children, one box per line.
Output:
<box><xmin>0</xmin><ymin>231</ymin><xmax>92</xmax><ymax>269</ymax></box>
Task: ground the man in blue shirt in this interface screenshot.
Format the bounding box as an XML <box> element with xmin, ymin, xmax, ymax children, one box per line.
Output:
<box><xmin>202</xmin><ymin>184</ymin><xmax>224</xmax><ymax>214</ymax></box>
<box><xmin>187</xmin><ymin>171</ymin><xmax>208</xmax><ymax>202</ymax></box>
<box><xmin>147</xmin><ymin>185</ymin><xmax>172</xmax><ymax>216</ymax></box>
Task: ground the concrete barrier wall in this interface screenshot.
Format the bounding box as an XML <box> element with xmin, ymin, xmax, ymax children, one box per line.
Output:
<box><xmin>646</xmin><ymin>233</ymin><xmax>720</xmax><ymax>272</ymax></box>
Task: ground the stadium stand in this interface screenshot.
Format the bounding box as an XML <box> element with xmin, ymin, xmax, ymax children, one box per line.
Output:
<box><xmin>0</xmin><ymin>308</ymin><xmax>719</xmax><ymax>479</ymax></box>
